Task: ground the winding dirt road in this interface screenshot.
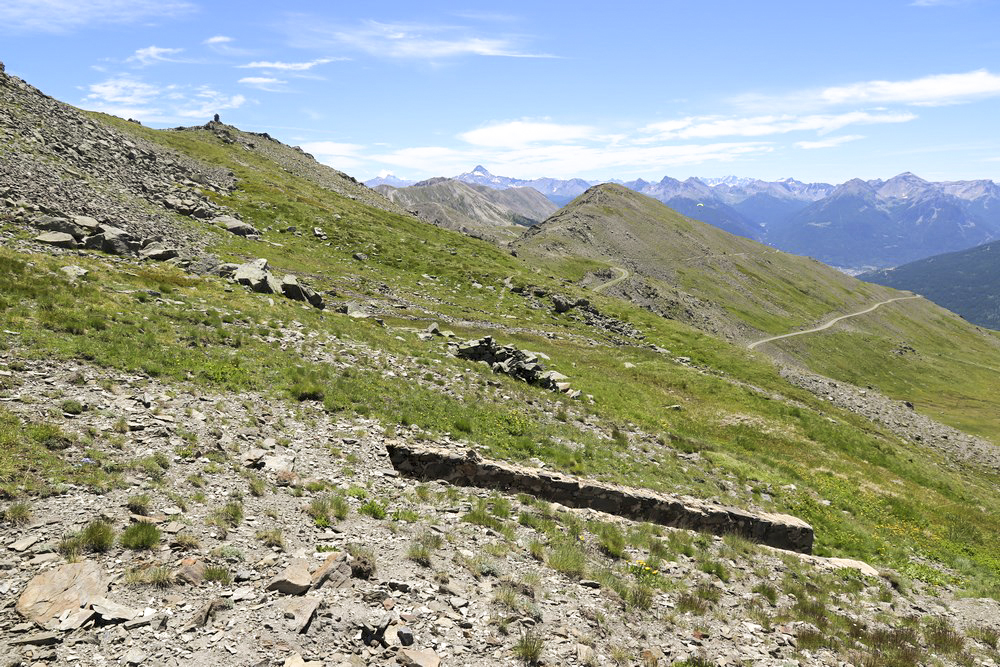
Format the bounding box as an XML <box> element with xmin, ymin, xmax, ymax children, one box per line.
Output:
<box><xmin>592</xmin><ymin>267</ymin><xmax>630</xmax><ymax>294</ymax></box>
<box><xmin>748</xmin><ymin>296</ymin><xmax>921</xmax><ymax>350</ymax></box>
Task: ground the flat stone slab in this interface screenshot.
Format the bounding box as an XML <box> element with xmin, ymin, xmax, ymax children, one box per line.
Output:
<box><xmin>16</xmin><ymin>561</ymin><xmax>109</xmax><ymax>626</ymax></box>
<box><xmin>385</xmin><ymin>442</ymin><xmax>814</xmax><ymax>554</ymax></box>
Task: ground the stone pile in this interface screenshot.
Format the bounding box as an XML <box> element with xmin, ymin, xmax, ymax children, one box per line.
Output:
<box><xmin>32</xmin><ymin>214</ymin><xmax>181</xmax><ymax>261</ymax></box>
<box><xmin>385</xmin><ymin>442</ymin><xmax>815</xmax><ymax>554</ymax></box>
<box><xmin>452</xmin><ymin>335</ymin><xmax>579</xmax><ymax>397</ymax></box>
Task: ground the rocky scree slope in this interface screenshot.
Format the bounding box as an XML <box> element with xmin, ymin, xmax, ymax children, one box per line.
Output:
<box><xmin>4</xmin><ymin>356</ymin><xmax>1000</xmax><ymax>667</ymax></box>
<box><xmin>0</xmin><ymin>62</ymin><xmax>238</xmax><ymax>259</ymax></box>
<box><xmin>376</xmin><ymin>178</ymin><xmax>556</xmax><ymax>244</ymax></box>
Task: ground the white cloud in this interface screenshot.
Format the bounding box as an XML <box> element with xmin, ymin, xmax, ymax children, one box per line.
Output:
<box><xmin>369</xmin><ymin>141</ymin><xmax>774</xmax><ymax>180</ymax></box>
<box><xmin>736</xmin><ymin>70</ymin><xmax>1000</xmax><ymax>111</ymax></box>
<box><xmin>289</xmin><ymin>18</ymin><xmax>556</xmax><ymax>60</ymax></box>
<box><xmin>460</xmin><ymin>121</ymin><xmax>596</xmax><ymax>147</ymax></box>
<box><xmin>0</xmin><ymin>0</ymin><xmax>194</xmax><ymax>33</ymax></box>
<box><xmin>127</xmin><ymin>46</ymin><xmax>185</xmax><ymax>67</ymax></box>
<box><xmin>204</xmin><ymin>36</ymin><xmax>232</xmax><ymax>45</ymax></box>
<box><xmin>83</xmin><ymin>76</ymin><xmax>246</xmax><ymax>123</ymax></box>
<box><xmin>795</xmin><ymin>135</ymin><xmax>865</xmax><ymax>150</ymax></box>
<box><xmin>238</xmin><ymin>58</ymin><xmax>342</xmax><ymax>71</ymax></box>
<box><xmin>299</xmin><ymin>141</ymin><xmax>367</xmax><ymax>170</ymax></box>
<box><xmin>238</xmin><ymin>77</ymin><xmax>287</xmax><ymax>92</ymax></box>
<box><xmin>818</xmin><ymin>70</ymin><xmax>1000</xmax><ymax>107</ymax></box>
<box><xmin>642</xmin><ymin>111</ymin><xmax>915</xmax><ymax>140</ymax></box>
<box><xmin>175</xmin><ymin>87</ymin><xmax>246</xmax><ymax>118</ymax></box>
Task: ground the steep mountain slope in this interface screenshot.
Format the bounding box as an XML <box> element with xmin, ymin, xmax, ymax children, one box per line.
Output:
<box><xmin>514</xmin><ymin>183</ymin><xmax>896</xmax><ymax>339</ymax></box>
<box><xmin>860</xmin><ymin>240</ymin><xmax>1000</xmax><ymax>329</ymax></box>
<box><xmin>770</xmin><ymin>173</ymin><xmax>1000</xmax><ymax>269</ymax></box>
<box><xmin>4</xmin><ymin>64</ymin><xmax>1000</xmax><ymax>666</ymax></box>
<box><xmin>375</xmin><ymin>177</ymin><xmax>556</xmax><ymax>243</ymax></box>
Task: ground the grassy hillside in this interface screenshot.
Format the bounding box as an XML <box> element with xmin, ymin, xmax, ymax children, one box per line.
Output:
<box><xmin>3</xmin><ymin>113</ymin><xmax>1000</xmax><ymax>604</ymax></box>
<box><xmin>514</xmin><ymin>184</ymin><xmax>896</xmax><ymax>337</ymax></box>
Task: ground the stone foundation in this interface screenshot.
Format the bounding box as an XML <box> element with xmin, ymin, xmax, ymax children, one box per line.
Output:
<box><xmin>385</xmin><ymin>442</ymin><xmax>814</xmax><ymax>554</ymax></box>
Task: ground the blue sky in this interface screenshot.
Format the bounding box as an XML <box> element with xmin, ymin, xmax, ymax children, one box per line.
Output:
<box><xmin>3</xmin><ymin>0</ymin><xmax>1000</xmax><ymax>184</ymax></box>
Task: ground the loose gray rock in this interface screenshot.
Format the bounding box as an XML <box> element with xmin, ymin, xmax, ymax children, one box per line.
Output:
<box><xmin>266</xmin><ymin>558</ymin><xmax>312</xmax><ymax>595</ymax></box>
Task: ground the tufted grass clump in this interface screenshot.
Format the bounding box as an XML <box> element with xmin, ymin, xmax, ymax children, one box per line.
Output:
<box><xmin>204</xmin><ymin>565</ymin><xmax>232</xmax><ymax>585</ymax></box>
<box><xmin>126</xmin><ymin>493</ymin><xmax>152</xmax><ymax>516</ymax></box>
<box><xmin>513</xmin><ymin>628</ymin><xmax>544</xmax><ymax>665</ymax></box>
<box><xmin>547</xmin><ymin>539</ymin><xmax>587</xmax><ymax>578</ymax></box>
<box><xmin>359</xmin><ymin>499</ymin><xmax>387</xmax><ymax>519</ymax></box>
<box><xmin>121</xmin><ymin>522</ymin><xmax>160</xmax><ymax>550</ymax></box>
<box><xmin>125</xmin><ymin>565</ymin><xmax>173</xmax><ymax>588</ymax></box>
<box><xmin>594</xmin><ymin>522</ymin><xmax>626</xmax><ymax>559</ymax></box>
<box><xmin>80</xmin><ymin>519</ymin><xmax>115</xmax><ymax>552</ymax></box>
<box><xmin>257</xmin><ymin>528</ymin><xmax>285</xmax><ymax>550</ymax></box>
<box><xmin>406</xmin><ymin>530</ymin><xmax>444</xmax><ymax>567</ymax></box>
<box><xmin>3</xmin><ymin>502</ymin><xmax>31</xmax><ymax>525</ymax></box>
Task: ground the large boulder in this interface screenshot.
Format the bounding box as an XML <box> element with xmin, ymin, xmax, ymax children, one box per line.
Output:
<box><xmin>216</xmin><ymin>215</ymin><xmax>258</xmax><ymax>237</ymax></box>
<box><xmin>16</xmin><ymin>561</ymin><xmax>109</xmax><ymax>627</ymax></box>
<box><xmin>234</xmin><ymin>258</ymin><xmax>281</xmax><ymax>294</ymax></box>
<box><xmin>280</xmin><ymin>275</ymin><xmax>324</xmax><ymax>309</ymax></box>
<box><xmin>139</xmin><ymin>242</ymin><xmax>179</xmax><ymax>261</ymax></box>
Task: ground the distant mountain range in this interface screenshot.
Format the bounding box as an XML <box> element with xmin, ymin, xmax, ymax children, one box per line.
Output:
<box><xmin>860</xmin><ymin>240</ymin><xmax>1000</xmax><ymax>329</ymax></box>
<box><xmin>366</xmin><ymin>167</ymin><xmax>1000</xmax><ymax>270</ymax></box>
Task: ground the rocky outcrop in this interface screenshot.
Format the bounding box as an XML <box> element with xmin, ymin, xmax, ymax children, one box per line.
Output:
<box><xmin>233</xmin><ymin>259</ymin><xmax>325</xmax><ymax>309</ymax></box>
<box><xmin>452</xmin><ymin>336</ymin><xmax>579</xmax><ymax>397</ymax></box>
<box><xmin>385</xmin><ymin>442</ymin><xmax>815</xmax><ymax>554</ymax></box>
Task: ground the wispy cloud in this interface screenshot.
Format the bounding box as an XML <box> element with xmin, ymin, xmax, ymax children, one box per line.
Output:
<box><xmin>127</xmin><ymin>46</ymin><xmax>186</xmax><ymax>67</ymax></box>
<box><xmin>238</xmin><ymin>76</ymin><xmax>287</xmax><ymax>92</ymax></box>
<box><xmin>237</xmin><ymin>58</ymin><xmax>343</xmax><ymax>71</ymax></box>
<box><xmin>461</xmin><ymin>121</ymin><xmax>596</xmax><ymax>147</ymax></box>
<box><xmin>642</xmin><ymin>112</ymin><xmax>915</xmax><ymax>140</ymax></box>
<box><xmin>83</xmin><ymin>75</ymin><xmax>246</xmax><ymax>123</ymax></box>
<box><xmin>0</xmin><ymin>0</ymin><xmax>194</xmax><ymax>33</ymax></box>
<box><xmin>818</xmin><ymin>70</ymin><xmax>1000</xmax><ymax>107</ymax></box>
<box><xmin>288</xmin><ymin>18</ymin><xmax>556</xmax><ymax>60</ymax></box>
<box><xmin>203</xmin><ymin>35</ymin><xmax>254</xmax><ymax>57</ymax></box>
<box><xmin>795</xmin><ymin>135</ymin><xmax>865</xmax><ymax>150</ymax></box>
<box><xmin>911</xmin><ymin>0</ymin><xmax>970</xmax><ymax>6</ymax></box>
<box><xmin>736</xmin><ymin>70</ymin><xmax>1000</xmax><ymax>111</ymax></box>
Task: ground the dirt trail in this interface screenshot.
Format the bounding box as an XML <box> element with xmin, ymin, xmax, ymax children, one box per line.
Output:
<box><xmin>748</xmin><ymin>296</ymin><xmax>921</xmax><ymax>350</ymax></box>
<box><xmin>591</xmin><ymin>266</ymin><xmax>630</xmax><ymax>293</ymax></box>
